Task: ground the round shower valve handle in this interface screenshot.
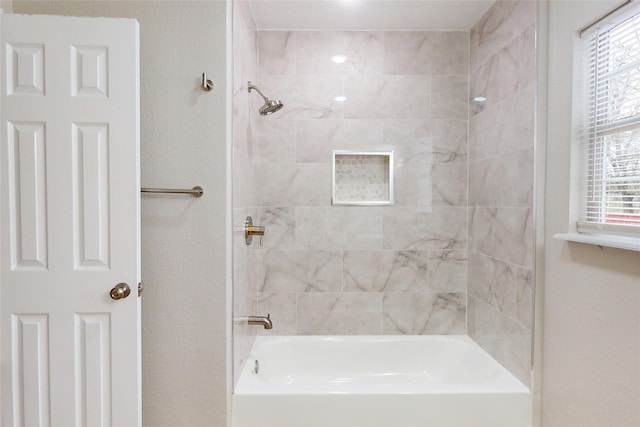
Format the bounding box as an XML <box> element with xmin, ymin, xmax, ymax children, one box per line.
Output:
<box><xmin>110</xmin><ymin>283</ymin><xmax>131</xmax><ymax>300</ymax></box>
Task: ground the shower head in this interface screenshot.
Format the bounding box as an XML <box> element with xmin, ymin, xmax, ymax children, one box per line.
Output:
<box><xmin>248</xmin><ymin>81</ymin><xmax>284</xmax><ymax>116</ymax></box>
<box><xmin>259</xmin><ymin>98</ymin><xmax>285</xmax><ymax>116</ymax></box>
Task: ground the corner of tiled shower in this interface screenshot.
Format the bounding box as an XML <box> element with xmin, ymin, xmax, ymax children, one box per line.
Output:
<box><xmin>467</xmin><ymin>0</ymin><xmax>536</xmax><ymax>387</ymax></box>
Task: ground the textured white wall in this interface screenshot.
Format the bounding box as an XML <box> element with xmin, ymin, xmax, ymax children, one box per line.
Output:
<box><xmin>10</xmin><ymin>1</ymin><xmax>230</xmax><ymax>426</ymax></box>
<box><xmin>544</xmin><ymin>1</ymin><xmax>640</xmax><ymax>426</ymax></box>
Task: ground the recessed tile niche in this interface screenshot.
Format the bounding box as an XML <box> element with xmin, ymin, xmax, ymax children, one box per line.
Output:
<box><xmin>332</xmin><ymin>150</ymin><xmax>394</xmax><ymax>206</ymax></box>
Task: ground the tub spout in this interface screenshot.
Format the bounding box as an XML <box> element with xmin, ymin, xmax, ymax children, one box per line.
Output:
<box><xmin>247</xmin><ymin>314</ymin><xmax>273</xmax><ymax>330</ymax></box>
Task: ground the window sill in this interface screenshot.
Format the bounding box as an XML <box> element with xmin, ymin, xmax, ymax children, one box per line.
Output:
<box><xmin>553</xmin><ymin>232</ymin><xmax>640</xmax><ymax>252</ymax></box>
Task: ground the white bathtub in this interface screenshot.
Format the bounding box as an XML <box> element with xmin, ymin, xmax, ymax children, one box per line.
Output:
<box><xmin>232</xmin><ymin>335</ymin><xmax>531</xmax><ymax>427</ymax></box>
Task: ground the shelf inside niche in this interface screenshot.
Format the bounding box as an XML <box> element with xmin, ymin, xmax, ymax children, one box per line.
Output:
<box><xmin>332</xmin><ymin>150</ymin><xmax>394</xmax><ymax>206</ymax></box>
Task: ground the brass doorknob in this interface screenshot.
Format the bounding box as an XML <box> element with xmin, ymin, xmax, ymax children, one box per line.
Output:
<box><xmin>110</xmin><ymin>283</ymin><xmax>131</xmax><ymax>300</ymax></box>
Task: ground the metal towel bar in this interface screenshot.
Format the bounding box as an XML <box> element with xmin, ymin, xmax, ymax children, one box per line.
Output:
<box><xmin>140</xmin><ymin>186</ymin><xmax>204</xmax><ymax>198</ymax></box>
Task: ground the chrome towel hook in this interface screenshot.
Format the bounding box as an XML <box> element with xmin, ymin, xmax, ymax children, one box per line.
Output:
<box><xmin>202</xmin><ymin>73</ymin><xmax>214</xmax><ymax>91</ymax></box>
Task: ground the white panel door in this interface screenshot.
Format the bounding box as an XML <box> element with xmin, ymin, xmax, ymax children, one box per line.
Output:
<box><xmin>0</xmin><ymin>12</ymin><xmax>140</xmax><ymax>427</ymax></box>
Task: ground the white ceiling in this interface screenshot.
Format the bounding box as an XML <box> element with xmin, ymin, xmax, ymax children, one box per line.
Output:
<box><xmin>247</xmin><ymin>0</ymin><xmax>495</xmax><ymax>31</ymax></box>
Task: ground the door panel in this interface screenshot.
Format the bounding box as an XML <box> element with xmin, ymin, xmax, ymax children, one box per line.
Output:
<box><xmin>7</xmin><ymin>121</ymin><xmax>48</xmax><ymax>271</ymax></box>
<box><xmin>1</xmin><ymin>12</ymin><xmax>140</xmax><ymax>427</ymax></box>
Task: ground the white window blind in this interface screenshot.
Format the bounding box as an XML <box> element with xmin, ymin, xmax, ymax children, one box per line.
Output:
<box><xmin>578</xmin><ymin>7</ymin><xmax>640</xmax><ymax>236</ymax></box>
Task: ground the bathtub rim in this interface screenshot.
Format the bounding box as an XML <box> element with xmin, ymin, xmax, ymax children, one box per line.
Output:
<box><xmin>234</xmin><ymin>334</ymin><xmax>530</xmax><ymax>396</ymax></box>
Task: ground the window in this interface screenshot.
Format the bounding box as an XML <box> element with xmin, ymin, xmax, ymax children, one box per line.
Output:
<box><xmin>577</xmin><ymin>5</ymin><xmax>640</xmax><ymax>239</ymax></box>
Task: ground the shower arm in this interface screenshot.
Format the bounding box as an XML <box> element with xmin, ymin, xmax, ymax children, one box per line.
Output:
<box><xmin>247</xmin><ymin>82</ymin><xmax>269</xmax><ymax>102</ymax></box>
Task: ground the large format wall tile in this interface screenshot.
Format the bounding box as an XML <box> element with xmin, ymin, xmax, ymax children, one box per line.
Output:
<box><xmin>344</xmin><ymin>75</ymin><xmax>431</xmax><ymax>119</ymax></box>
<box><xmin>254</xmin><ymin>162</ymin><xmax>331</xmax><ymax>206</ymax></box>
<box><xmin>430</xmin><ymin>119</ymin><xmax>469</xmax><ymax>163</ymax></box>
<box><xmin>248</xmin><ymin>29</ymin><xmax>472</xmax><ymax>339</ymax></box>
<box><xmin>467</xmin><ymin>0</ymin><xmax>535</xmax><ymax>386</ymax></box>
<box><xmin>393</xmin><ymin>162</ymin><xmax>468</xmax><ymax>207</ymax></box>
<box><xmin>431</xmin><ymin>163</ymin><xmax>468</xmax><ymax>206</ymax></box>
<box><xmin>383</xmin><ymin>292</ymin><xmax>466</xmax><ymax>334</ymax></box>
<box><xmin>468</xmin><ymin>296</ymin><xmax>531</xmax><ymax>386</ymax></box>
<box><xmin>384</xmin><ymin>31</ymin><xmax>469</xmax><ymax>75</ymax></box>
<box><xmin>470</xmin><ymin>0</ymin><xmax>536</xmax><ymax>71</ymax></box>
<box><xmin>259</xmin><ymin>31</ymin><xmax>296</xmax><ymax>76</ymax></box>
<box><xmin>518</xmin><ymin>24</ymin><xmax>536</xmax><ymax>91</ymax></box>
<box><xmin>516</xmin><ymin>267</ymin><xmax>533</xmax><ymax>330</ymax></box>
<box><xmin>234</xmin><ymin>257</ymin><xmax>257</xmax><ymax>316</ymax></box>
<box><xmin>260</xmin><ymin>75</ymin><xmax>345</xmax><ymax>119</ymax></box>
<box><xmin>383</xmin><ymin>206</ymin><xmax>467</xmax><ymax>250</ymax></box>
<box><xmin>382</xmin><ymin>119</ymin><xmax>432</xmax><ymax>164</ymax></box>
<box><xmin>470</xmin><ymin>39</ymin><xmax>520</xmax><ymax>115</ymax></box>
<box><xmin>255</xmin><ymin>207</ymin><xmax>296</xmax><ymax>250</ymax></box>
<box><xmin>296</xmin><ymin>31</ymin><xmax>384</xmax><ymax>76</ymax></box>
<box><xmin>297</xmin><ymin>293</ymin><xmax>383</xmax><ymax>334</ymax></box>
<box><xmin>257</xmin><ymin>292</ymin><xmax>297</xmax><ymax>335</ymax></box>
<box><xmin>383</xmin><ymin>119</ymin><xmax>471</xmax><ymax>166</ymax></box>
<box><xmin>428</xmin><ymin>250</ymin><xmax>468</xmax><ymax>292</ymax></box>
<box><xmin>255</xmin><ymin>250</ymin><xmax>343</xmax><ymax>293</ymax></box>
<box><xmin>469</xmin><ymin>147</ymin><xmax>533</xmax><ymax>208</ymax></box>
<box><xmin>343</xmin><ymin>250</ymin><xmax>430</xmax><ymax>292</ymax></box>
<box><xmin>469</xmin><ymin>86</ymin><xmax>534</xmax><ymax>161</ymax></box>
<box><xmin>296</xmin><ymin>119</ymin><xmax>384</xmax><ymax>163</ymax></box>
<box><xmin>296</xmin><ymin>207</ymin><xmax>384</xmax><ymax>250</ymax></box>
<box><xmin>431</xmin><ymin>75</ymin><xmax>469</xmax><ymax>120</ymax></box>
<box><xmin>469</xmin><ymin>207</ymin><xmax>533</xmax><ymax>268</ymax></box>
<box><xmin>467</xmin><ymin>251</ymin><xmax>532</xmax><ymax>320</ymax></box>
<box><xmin>394</xmin><ymin>162</ymin><xmax>433</xmax><ymax>207</ymax></box>
<box><xmin>254</xmin><ymin>118</ymin><xmax>297</xmax><ymax>164</ymax></box>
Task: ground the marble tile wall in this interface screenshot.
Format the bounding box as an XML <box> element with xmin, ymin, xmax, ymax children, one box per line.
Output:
<box><xmin>467</xmin><ymin>0</ymin><xmax>536</xmax><ymax>387</ymax></box>
<box><xmin>234</xmin><ymin>1</ymin><xmax>535</xmax><ymax>391</ymax></box>
<box><xmin>232</xmin><ymin>0</ymin><xmax>259</xmax><ymax>385</ymax></box>
<box><xmin>253</xmin><ymin>30</ymin><xmax>470</xmax><ymax>336</ymax></box>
